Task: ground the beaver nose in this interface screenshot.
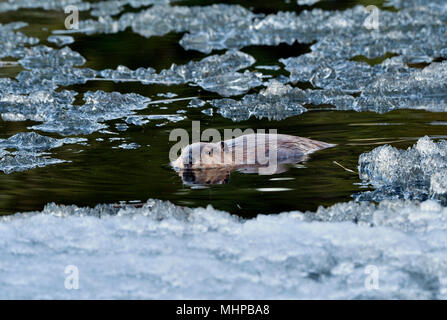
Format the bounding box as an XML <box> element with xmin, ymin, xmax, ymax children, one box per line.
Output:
<box><xmin>182</xmin><ymin>150</ymin><xmax>194</xmax><ymax>168</ymax></box>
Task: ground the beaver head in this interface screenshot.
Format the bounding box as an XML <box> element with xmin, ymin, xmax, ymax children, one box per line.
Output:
<box><xmin>171</xmin><ymin>141</ymin><xmax>230</xmax><ymax>170</ymax></box>
<box><xmin>179</xmin><ymin>168</ymin><xmax>230</xmax><ymax>185</ymax></box>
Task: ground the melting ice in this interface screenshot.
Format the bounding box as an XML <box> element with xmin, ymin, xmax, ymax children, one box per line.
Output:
<box><xmin>1</xmin><ymin>198</ymin><xmax>447</xmax><ymax>299</ymax></box>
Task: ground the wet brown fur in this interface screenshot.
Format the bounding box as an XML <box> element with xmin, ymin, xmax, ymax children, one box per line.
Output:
<box><xmin>172</xmin><ymin>133</ymin><xmax>335</xmax><ymax>170</ymax></box>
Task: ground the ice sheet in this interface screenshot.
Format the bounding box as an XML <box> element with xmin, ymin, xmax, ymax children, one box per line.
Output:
<box><xmin>1</xmin><ymin>198</ymin><xmax>447</xmax><ymax>299</ymax></box>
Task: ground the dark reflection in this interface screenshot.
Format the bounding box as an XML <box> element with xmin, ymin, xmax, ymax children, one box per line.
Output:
<box><xmin>176</xmin><ymin>155</ymin><xmax>309</xmax><ymax>185</ymax></box>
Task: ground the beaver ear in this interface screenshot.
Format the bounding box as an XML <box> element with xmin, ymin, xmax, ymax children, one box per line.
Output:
<box><xmin>220</xmin><ymin>141</ymin><xmax>229</xmax><ymax>153</ymax></box>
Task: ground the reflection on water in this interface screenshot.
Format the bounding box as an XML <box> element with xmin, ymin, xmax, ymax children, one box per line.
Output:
<box><xmin>176</xmin><ymin>154</ymin><xmax>308</xmax><ymax>185</ymax></box>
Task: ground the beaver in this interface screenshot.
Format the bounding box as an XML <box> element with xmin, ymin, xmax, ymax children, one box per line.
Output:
<box><xmin>171</xmin><ymin>133</ymin><xmax>334</xmax><ymax>183</ymax></box>
<box><xmin>180</xmin><ymin>167</ymin><xmax>231</xmax><ymax>185</ymax></box>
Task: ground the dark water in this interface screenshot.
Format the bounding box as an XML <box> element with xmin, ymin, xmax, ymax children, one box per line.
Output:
<box><xmin>1</xmin><ymin>0</ymin><xmax>446</xmax><ymax>217</ymax></box>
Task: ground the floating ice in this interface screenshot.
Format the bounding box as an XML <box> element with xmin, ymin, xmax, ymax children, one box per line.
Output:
<box><xmin>11</xmin><ymin>1</ymin><xmax>445</xmax><ymax>118</ymax></box>
<box><xmin>49</xmin><ymin>1</ymin><xmax>447</xmax><ymax>64</ymax></box>
<box><xmin>116</xmin><ymin>142</ymin><xmax>140</xmax><ymax>149</ymax></box>
<box><xmin>1</xmin><ymin>198</ymin><xmax>447</xmax><ymax>299</ymax></box>
<box><xmin>123</xmin><ymin>114</ymin><xmax>185</xmax><ymax>128</ymax></box>
<box><xmin>0</xmin><ymin>22</ymin><xmax>39</xmax><ymax>59</ymax></box>
<box><xmin>280</xmin><ymin>55</ymin><xmax>447</xmax><ymax>114</ymax></box>
<box><xmin>81</xmin><ymin>91</ymin><xmax>150</xmax><ymax>121</ymax></box>
<box><xmin>115</xmin><ymin>123</ymin><xmax>129</xmax><ymax>132</ymax></box>
<box><xmin>187</xmin><ymin>98</ymin><xmax>206</xmax><ymax>108</ymax></box>
<box><xmin>0</xmin><ymin>83</ymin><xmax>152</xmax><ymax>135</ymax></box>
<box><xmin>210</xmin><ymin>81</ymin><xmax>308</xmax><ymax>121</ymax></box>
<box><xmin>354</xmin><ymin>61</ymin><xmax>447</xmax><ymax>113</ymax></box>
<box><xmin>210</xmin><ymin>80</ymin><xmax>359</xmax><ymax>121</ymax></box>
<box><xmin>255</xmin><ymin>65</ymin><xmax>281</xmax><ymax>71</ymax></box>
<box><xmin>90</xmin><ymin>0</ymin><xmax>172</xmax><ymax>17</ymax></box>
<box><xmin>0</xmin><ymin>151</ymin><xmax>66</xmax><ymax>174</ymax></box>
<box><xmin>47</xmin><ymin>35</ymin><xmax>75</xmax><ymax>47</ymax></box>
<box><xmin>0</xmin><ymin>0</ymin><xmax>88</xmax><ymax>13</ymax></box>
<box><xmin>201</xmin><ymin>108</ymin><xmax>213</xmax><ymax>116</ymax></box>
<box><xmin>125</xmin><ymin>115</ymin><xmax>150</xmax><ymax>126</ymax></box>
<box><xmin>357</xmin><ymin>136</ymin><xmax>447</xmax><ymax>203</ymax></box>
<box><xmin>217</xmin><ymin>55</ymin><xmax>440</xmax><ymax>120</ymax></box>
<box><xmin>385</xmin><ymin>0</ymin><xmax>447</xmax><ymax>10</ymax></box>
<box><xmin>19</xmin><ymin>45</ymin><xmax>85</xmax><ymax>69</ymax></box>
<box><xmin>0</xmin><ymin>132</ymin><xmax>85</xmax><ymax>173</ymax></box>
<box><xmin>0</xmin><ymin>132</ymin><xmax>85</xmax><ymax>151</ymax></box>
<box><xmin>297</xmin><ymin>0</ymin><xmax>320</xmax><ymax>6</ymax></box>
<box><xmin>0</xmin><ymin>0</ymin><xmax>170</xmax><ymax>15</ymax></box>
<box><xmin>98</xmin><ymin>50</ymin><xmax>262</xmax><ymax>96</ymax></box>
<box><xmin>157</xmin><ymin>92</ymin><xmax>177</xmax><ymax>98</ymax></box>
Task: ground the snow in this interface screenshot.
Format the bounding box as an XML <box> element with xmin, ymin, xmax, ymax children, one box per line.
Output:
<box><xmin>1</xmin><ymin>198</ymin><xmax>447</xmax><ymax>299</ymax></box>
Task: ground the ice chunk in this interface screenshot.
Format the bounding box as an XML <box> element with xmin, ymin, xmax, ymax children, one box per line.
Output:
<box><xmin>157</xmin><ymin>92</ymin><xmax>177</xmax><ymax>98</ymax></box>
<box><xmin>355</xmin><ymin>61</ymin><xmax>447</xmax><ymax>113</ymax></box>
<box><xmin>0</xmin><ymin>22</ymin><xmax>39</xmax><ymax>59</ymax></box>
<box><xmin>47</xmin><ymin>35</ymin><xmax>75</xmax><ymax>47</ymax></box>
<box><xmin>297</xmin><ymin>0</ymin><xmax>320</xmax><ymax>6</ymax></box>
<box><xmin>281</xmin><ymin>53</ymin><xmax>410</xmax><ymax>93</ymax></box>
<box><xmin>90</xmin><ymin>0</ymin><xmax>130</xmax><ymax>17</ymax></box>
<box><xmin>431</xmin><ymin>170</ymin><xmax>447</xmax><ymax>196</ymax></box>
<box><xmin>30</xmin><ymin>114</ymin><xmax>108</xmax><ymax>136</ymax></box>
<box><xmin>0</xmin><ymin>86</ymin><xmax>152</xmax><ymax>135</ymax></box>
<box><xmin>115</xmin><ymin>123</ymin><xmax>129</xmax><ymax>132</ymax></box>
<box><xmin>116</xmin><ymin>142</ymin><xmax>140</xmax><ymax>149</ymax></box>
<box><xmin>0</xmin><ymin>0</ymin><xmax>171</xmax><ymax>15</ymax></box>
<box><xmin>385</xmin><ymin>0</ymin><xmax>447</xmax><ymax>10</ymax></box>
<box><xmin>0</xmin><ymin>0</ymin><xmax>89</xmax><ymax>13</ymax></box>
<box><xmin>80</xmin><ymin>90</ymin><xmax>150</xmax><ymax>120</ymax></box>
<box><xmin>19</xmin><ymin>46</ymin><xmax>86</xmax><ymax>69</ymax></box>
<box><xmin>0</xmin><ymin>151</ymin><xmax>66</xmax><ymax>174</ymax></box>
<box><xmin>0</xmin><ymin>132</ymin><xmax>85</xmax><ymax>151</ymax></box>
<box><xmin>125</xmin><ymin>115</ymin><xmax>150</xmax><ymax>126</ymax></box>
<box><xmin>255</xmin><ymin>65</ymin><xmax>281</xmax><ymax>71</ymax></box>
<box><xmin>281</xmin><ymin>54</ymin><xmax>447</xmax><ymax>113</ymax></box>
<box><xmin>124</xmin><ymin>114</ymin><xmax>186</xmax><ymax>127</ymax></box>
<box><xmin>0</xmin><ymin>132</ymin><xmax>85</xmax><ymax>173</ymax></box>
<box><xmin>49</xmin><ymin>2</ymin><xmax>447</xmax><ymax>65</ymax></box>
<box><xmin>187</xmin><ymin>98</ymin><xmax>206</xmax><ymax>108</ymax></box>
<box><xmin>357</xmin><ymin>136</ymin><xmax>447</xmax><ymax>203</ymax></box>
<box><xmin>210</xmin><ymin>80</ymin><xmax>356</xmax><ymax>121</ymax></box>
<box><xmin>0</xmin><ymin>90</ymin><xmax>77</xmax><ymax>123</ymax></box>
